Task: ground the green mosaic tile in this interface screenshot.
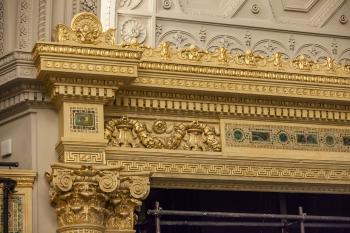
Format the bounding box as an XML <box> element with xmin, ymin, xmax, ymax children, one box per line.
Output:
<box><xmin>70</xmin><ymin>107</ymin><xmax>98</xmax><ymax>133</ymax></box>
<box><xmin>296</xmin><ymin>133</ymin><xmax>318</xmax><ymax>145</ymax></box>
<box><xmin>278</xmin><ymin>132</ymin><xmax>289</xmax><ymax>143</ymax></box>
<box><xmin>251</xmin><ymin>131</ymin><xmax>270</xmax><ymax>142</ymax></box>
<box><xmin>343</xmin><ymin>136</ymin><xmax>350</xmax><ymax>146</ymax></box>
<box><xmin>225</xmin><ymin>123</ymin><xmax>350</xmax><ymax>152</ymax></box>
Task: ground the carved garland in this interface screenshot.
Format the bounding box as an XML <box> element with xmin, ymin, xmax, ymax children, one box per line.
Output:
<box><xmin>104</xmin><ymin>116</ymin><xmax>221</xmax><ymax>152</ymax></box>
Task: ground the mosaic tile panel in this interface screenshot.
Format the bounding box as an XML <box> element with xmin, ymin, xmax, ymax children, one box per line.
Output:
<box><xmin>0</xmin><ymin>195</ymin><xmax>23</xmax><ymax>233</ymax></box>
<box><xmin>225</xmin><ymin>123</ymin><xmax>350</xmax><ymax>152</ymax></box>
<box><xmin>70</xmin><ymin>107</ymin><xmax>98</xmax><ymax>133</ymax></box>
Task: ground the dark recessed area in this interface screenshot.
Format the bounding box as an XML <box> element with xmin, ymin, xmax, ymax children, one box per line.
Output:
<box><xmin>137</xmin><ymin>188</ymin><xmax>350</xmax><ymax>233</ymax></box>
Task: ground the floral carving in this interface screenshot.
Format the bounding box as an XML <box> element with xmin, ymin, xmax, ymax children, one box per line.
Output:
<box><xmin>105</xmin><ymin>117</ymin><xmax>222</xmax><ymax>152</ymax></box>
<box><xmin>141</xmin><ymin>41</ymin><xmax>350</xmax><ymax>75</ymax></box>
<box><xmin>235</xmin><ymin>49</ymin><xmax>265</xmax><ymax>66</ymax></box>
<box><xmin>121</xmin><ymin>19</ymin><xmax>146</xmax><ymax>43</ymax></box>
<box><xmin>206</xmin><ymin>35</ymin><xmax>244</xmax><ymax>54</ymax></box>
<box><xmin>179</xmin><ymin>44</ymin><xmax>209</xmax><ymax>61</ymax></box>
<box><xmin>292</xmin><ymin>54</ymin><xmax>316</xmax><ymax>70</ymax></box>
<box><xmin>153</xmin><ymin>120</ymin><xmax>167</xmax><ymax>134</ymax></box>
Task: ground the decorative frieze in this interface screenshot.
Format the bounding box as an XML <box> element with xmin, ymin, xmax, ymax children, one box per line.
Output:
<box><xmin>109</xmin><ymin>89</ymin><xmax>350</xmax><ymax>125</ymax></box>
<box><xmin>225</xmin><ymin>122</ymin><xmax>350</xmax><ymax>152</ymax></box>
<box><xmin>106</xmin><ymin>158</ymin><xmax>350</xmax><ymax>193</ymax></box>
<box><xmin>105</xmin><ymin>116</ymin><xmax>221</xmax><ymax>151</ymax></box>
<box><xmin>62</xmin><ymin>151</ymin><xmax>106</xmax><ymax>164</ymax></box>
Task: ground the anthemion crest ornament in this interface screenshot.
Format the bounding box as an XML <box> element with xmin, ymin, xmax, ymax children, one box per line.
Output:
<box><xmin>56</xmin><ymin>12</ymin><xmax>116</xmax><ymax>46</ymax></box>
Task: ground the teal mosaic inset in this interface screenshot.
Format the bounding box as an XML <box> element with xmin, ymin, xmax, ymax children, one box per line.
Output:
<box><xmin>225</xmin><ymin>123</ymin><xmax>350</xmax><ymax>152</ymax></box>
<box><xmin>251</xmin><ymin>131</ymin><xmax>270</xmax><ymax>142</ymax></box>
<box><xmin>296</xmin><ymin>133</ymin><xmax>318</xmax><ymax>145</ymax></box>
<box><xmin>232</xmin><ymin>129</ymin><xmax>244</xmax><ymax>141</ymax></box>
<box><xmin>70</xmin><ymin>107</ymin><xmax>98</xmax><ymax>133</ymax></box>
<box><xmin>343</xmin><ymin>136</ymin><xmax>350</xmax><ymax>146</ymax></box>
<box><xmin>0</xmin><ymin>195</ymin><xmax>23</xmax><ymax>233</ymax></box>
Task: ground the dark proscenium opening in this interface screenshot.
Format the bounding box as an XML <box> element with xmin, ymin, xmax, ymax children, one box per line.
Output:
<box><xmin>138</xmin><ymin>188</ymin><xmax>350</xmax><ymax>233</ymax></box>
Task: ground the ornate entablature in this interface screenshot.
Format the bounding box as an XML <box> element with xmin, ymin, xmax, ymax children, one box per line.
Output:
<box><xmin>31</xmin><ymin>12</ymin><xmax>350</xmax><ymax>205</ymax></box>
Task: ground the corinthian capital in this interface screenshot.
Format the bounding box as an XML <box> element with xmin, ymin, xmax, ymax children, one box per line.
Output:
<box><xmin>46</xmin><ymin>164</ymin><xmax>123</xmax><ymax>233</ymax></box>
<box><xmin>106</xmin><ymin>173</ymin><xmax>150</xmax><ymax>233</ymax></box>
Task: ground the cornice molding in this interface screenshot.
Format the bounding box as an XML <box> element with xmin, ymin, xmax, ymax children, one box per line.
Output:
<box><xmin>0</xmin><ymin>169</ymin><xmax>36</xmax><ymax>188</ymax></box>
<box><xmin>0</xmin><ymin>51</ymin><xmax>36</xmax><ymax>86</ymax></box>
<box><xmin>0</xmin><ymin>78</ymin><xmax>50</xmax><ymax>115</ymax></box>
<box><xmin>31</xmin><ymin>13</ymin><xmax>350</xmax><ymax>106</ymax></box>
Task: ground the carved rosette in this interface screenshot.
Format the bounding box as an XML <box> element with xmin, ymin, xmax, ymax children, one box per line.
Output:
<box><xmin>46</xmin><ymin>164</ymin><xmax>150</xmax><ymax>233</ymax></box>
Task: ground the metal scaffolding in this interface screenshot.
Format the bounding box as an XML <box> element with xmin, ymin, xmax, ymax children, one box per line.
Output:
<box><xmin>148</xmin><ymin>201</ymin><xmax>350</xmax><ymax>233</ymax></box>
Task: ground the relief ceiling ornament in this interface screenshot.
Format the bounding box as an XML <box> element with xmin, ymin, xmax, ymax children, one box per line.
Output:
<box><xmin>141</xmin><ymin>42</ymin><xmax>350</xmax><ymax>75</ymax></box>
<box><xmin>104</xmin><ymin>116</ymin><xmax>221</xmax><ymax>152</ymax></box>
<box><xmin>46</xmin><ymin>164</ymin><xmax>150</xmax><ymax>233</ymax></box>
<box><xmin>120</xmin><ymin>19</ymin><xmax>146</xmax><ymax>44</ymax></box>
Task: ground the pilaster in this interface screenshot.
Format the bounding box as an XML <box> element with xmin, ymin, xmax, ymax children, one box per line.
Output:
<box><xmin>33</xmin><ymin>12</ymin><xmax>141</xmax><ymax>165</ymax></box>
<box><xmin>33</xmin><ymin>12</ymin><xmax>151</xmax><ymax>233</ymax></box>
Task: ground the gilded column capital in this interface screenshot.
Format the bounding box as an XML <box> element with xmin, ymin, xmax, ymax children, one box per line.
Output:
<box><xmin>46</xmin><ymin>164</ymin><xmax>151</xmax><ymax>233</ymax></box>
<box><xmin>106</xmin><ymin>174</ymin><xmax>150</xmax><ymax>233</ymax></box>
<box><xmin>46</xmin><ymin>164</ymin><xmax>123</xmax><ymax>233</ymax></box>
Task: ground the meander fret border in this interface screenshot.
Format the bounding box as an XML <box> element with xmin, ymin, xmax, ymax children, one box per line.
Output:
<box><xmin>106</xmin><ymin>159</ymin><xmax>350</xmax><ymax>183</ymax></box>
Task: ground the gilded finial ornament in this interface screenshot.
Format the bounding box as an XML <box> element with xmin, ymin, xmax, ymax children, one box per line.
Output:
<box><xmin>56</xmin><ymin>12</ymin><xmax>116</xmax><ymax>46</ymax></box>
<box><xmin>159</xmin><ymin>41</ymin><xmax>171</xmax><ymax>59</ymax></box>
<box><xmin>292</xmin><ymin>54</ymin><xmax>315</xmax><ymax>71</ymax></box>
<box><xmin>179</xmin><ymin>44</ymin><xmax>208</xmax><ymax>61</ymax></box>
<box><xmin>269</xmin><ymin>52</ymin><xmax>285</xmax><ymax>67</ymax></box>
<box><xmin>235</xmin><ymin>49</ymin><xmax>264</xmax><ymax>66</ymax></box>
<box><xmin>321</xmin><ymin>57</ymin><xmax>338</xmax><ymax>72</ymax></box>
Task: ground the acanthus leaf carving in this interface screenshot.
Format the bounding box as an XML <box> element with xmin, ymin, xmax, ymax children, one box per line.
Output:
<box><xmin>106</xmin><ymin>175</ymin><xmax>150</xmax><ymax>231</ymax></box>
